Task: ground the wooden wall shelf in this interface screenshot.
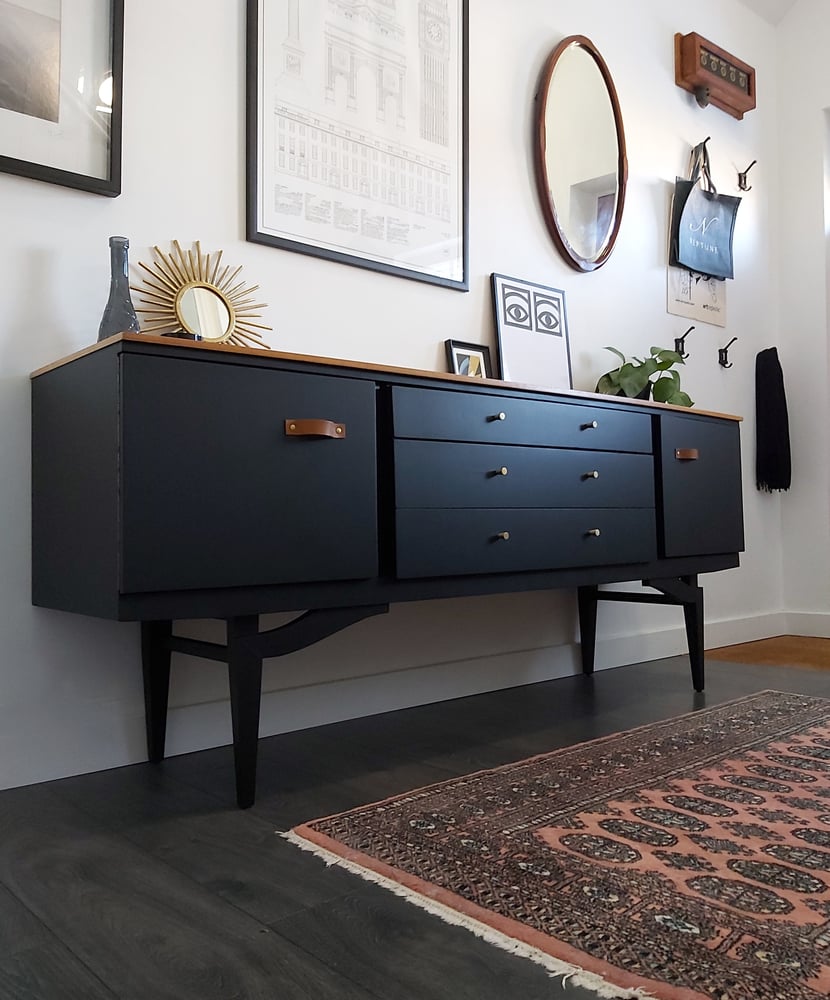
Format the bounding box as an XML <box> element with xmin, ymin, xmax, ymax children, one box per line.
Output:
<box><xmin>675</xmin><ymin>32</ymin><xmax>756</xmax><ymax>120</ymax></box>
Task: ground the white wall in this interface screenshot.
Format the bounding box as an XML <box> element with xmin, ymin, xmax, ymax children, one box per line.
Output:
<box><xmin>777</xmin><ymin>0</ymin><xmax>830</xmax><ymax>632</ymax></box>
<box><xmin>0</xmin><ymin>0</ymin><xmax>795</xmax><ymax>791</ymax></box>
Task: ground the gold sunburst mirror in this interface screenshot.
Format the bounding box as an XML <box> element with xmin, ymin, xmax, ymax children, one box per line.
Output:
<box><xmin>132</xmin><ymin>240</ymin><xmax>272</xmax><ymax>348</ymax></box>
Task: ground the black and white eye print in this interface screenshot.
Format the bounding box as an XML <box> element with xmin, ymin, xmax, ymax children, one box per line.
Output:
<box><xmin>533</xmin><ymin>292</ymin><xmax>563</xmax><ymax>337</ymax></box>
<box><xmin>491</xmin><ymin>273</ymin><xmax>572</xmax><ymax>390</ymax></box>
<box><xmin>501</xmin><ymin>285</ymin><xmax>533</xmax><ymax>330</ymax></box>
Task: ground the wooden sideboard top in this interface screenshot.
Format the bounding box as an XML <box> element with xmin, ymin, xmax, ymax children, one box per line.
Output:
<box><xmin>30</xmin><ymin>332</ymin><xmax>742</xmax><ymax>422</ymax></box>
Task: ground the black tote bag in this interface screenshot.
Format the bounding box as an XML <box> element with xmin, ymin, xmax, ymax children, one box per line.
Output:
<box><xmin>670</xmin><ymin>142</ymin><xmax>740</xmax><ymax>280</ymax></box>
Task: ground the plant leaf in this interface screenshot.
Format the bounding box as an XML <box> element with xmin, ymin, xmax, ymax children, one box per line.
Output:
<box><xmin>618</xmin><ymin>363</ymin><xmax>650</xmax><ymax>397</ymax></box>
<box><xmin>595</xmin><ymin>373</ymin><xmax>619</xmax><ymax>395</ymax></box>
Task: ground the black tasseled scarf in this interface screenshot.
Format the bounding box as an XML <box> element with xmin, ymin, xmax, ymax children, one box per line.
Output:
<box><xmin>755</xmin><ymin>347</ymin><xmax>791</xmax><ymax>492</ymax></box>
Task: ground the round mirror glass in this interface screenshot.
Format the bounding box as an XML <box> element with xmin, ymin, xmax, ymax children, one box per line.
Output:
<box><xmin>177</xmin><ymin>285</ymin><xmax>232</xmax><ymax>342</ymax></box>
<box><xmin>535</xmin><ymin>36</ymin><xmax>627</xmax><ymax>271</ymax></box>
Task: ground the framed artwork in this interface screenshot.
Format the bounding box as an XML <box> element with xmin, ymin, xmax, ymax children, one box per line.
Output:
<box><xmin>445</xmin><ymin>339</ymin><xmax>492</xmax><ymax>378</ymax></box>
<box><xmin>491</xmin><ymin>273</ymin><xmax>572</xmax><ymax>389</ymax></box>
<box><xmin>246</xmin><ymin>0</ymin><xmax>468</xmax><ymax>290</ymax></box>
<box><xmin>0</xmin><ymin>0</ymin><xmax>124</xmax><ymax>197</ymax></box>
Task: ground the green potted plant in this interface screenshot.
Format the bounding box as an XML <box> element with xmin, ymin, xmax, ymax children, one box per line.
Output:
<box><xmin>595</xmin><ymin>346</ymin><xmax>693</xmax><ymax>407</ymax></box>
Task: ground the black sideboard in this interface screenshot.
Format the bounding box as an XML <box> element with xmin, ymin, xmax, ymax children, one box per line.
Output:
<box><xmin>31</xmin><ymin>335</ymin><xmax>745</xmax><ymax>806</ymax></box>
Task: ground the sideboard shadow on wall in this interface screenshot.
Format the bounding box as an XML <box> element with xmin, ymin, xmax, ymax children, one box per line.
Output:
<box><xmin>535</xmin><ymin>35</ymin><xmax>628</xmax><ymax>272</ymax></box>
<box><xmin>32</xmin><ymin>336</ymin><xmax>744</xmax><ymax>808</ymax></box>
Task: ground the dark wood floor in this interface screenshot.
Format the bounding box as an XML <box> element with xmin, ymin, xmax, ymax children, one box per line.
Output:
<box><xmin>1</xmin><ymin>654</ymin><xmax>828</xmax><ymax>1000</ymax></box>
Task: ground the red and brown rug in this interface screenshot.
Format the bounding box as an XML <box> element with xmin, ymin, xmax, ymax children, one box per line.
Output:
<box><xmin>286</xmin><ymin>691</ymin><xmax>830</xmax><ymax>999</ymax></box>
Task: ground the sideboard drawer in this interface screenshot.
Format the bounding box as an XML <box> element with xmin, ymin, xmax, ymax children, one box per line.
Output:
<box><xmin>395</xmin><ymin>440</ymin><xmax>654</xmax><ymax>509</ymax></box>
<box><xmin>392</xmin><ymin>386</ymin><xmax>652</xmax><ymax>452</ymax></box>
<box><xmin>120</xmin><ymin>355</ymin><xmax>378</xmax><ymax>592</ymax></box>
<box><xmin>395</xmin><ymin>508</ymin><xmax>657</xmax><ymax>578</ymax></box>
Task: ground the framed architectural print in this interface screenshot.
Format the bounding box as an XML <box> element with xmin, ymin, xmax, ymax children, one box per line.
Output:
<box><xmin>0</xmin><ymin>0</ymin><xmax>124</xmax><ymax>196</ymax></box>
<box><xmin>491</xmin><ymin>273</ymin><xmax>572</xmax><ymax>388</ymax></box>
<box><xmin>246</xmin><ymin>0</ymin><xmax>469</xmax><ymax>290</ymax></box>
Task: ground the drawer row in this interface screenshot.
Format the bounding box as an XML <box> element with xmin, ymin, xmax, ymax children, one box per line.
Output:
<box><xmin>395</xmin><ymin>440</ymin><xmax>654</xmax><ymax>509</ymax></box>
<box><xmin>396</xmin><ymin>508</ymin><xmax>657</xmax><ymax>579</ymax></box>
<box><xmin>393</xmin><ymin>385</ymin><xmax>653</xmax><ymax>452</ymax></box>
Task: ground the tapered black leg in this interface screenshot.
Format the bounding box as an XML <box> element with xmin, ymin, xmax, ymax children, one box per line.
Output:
<box><xmin>682</xmin><ymin>578</ymin><xmax>705</xmax><ymax>693</ymax></box>
<box><xmin>577</xmin><ymin>585</ymin><xmax>599</xmax><ymax>675</ymax></box>
<box><xmin>226</xmin><ymin>616</ymin><xmax>263</xmax><ymax>809</ymax></box>
<box><xmin>141</xmin><ymin>620</ymin><xmax>173</xmax><ymax>762</ymax></box>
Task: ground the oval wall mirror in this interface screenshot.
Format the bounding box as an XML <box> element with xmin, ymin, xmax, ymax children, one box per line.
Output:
<box><xmin>535</xmin><ymin>36</ymin><xmax>627</xmax><ymax>272</ymax></box>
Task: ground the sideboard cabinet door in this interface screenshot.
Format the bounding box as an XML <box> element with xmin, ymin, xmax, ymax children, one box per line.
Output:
<box><xmin>659</xmin><ymin>413</ymin><xmax>744</xmax><ymax>558</ymax></box>
<box><xmin>120</xmin><ymin>355</ymin><xmax>378</xmax><ymax>592</ymax></box>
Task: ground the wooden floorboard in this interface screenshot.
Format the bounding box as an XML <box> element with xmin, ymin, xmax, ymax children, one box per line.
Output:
<box><xmin>0</xmin><ymin>883</ymin><xmax>117</xmax><ymax>1000</ymax></box>
<box><xmin>708</xmin><ymin>634</ymin><xmax>830</xmax><ymax>668</ymax></box>
<box><xmin>1</xmin><ymin>655</ymin><xmax>828</xmax><ymax>1000</ymax></box>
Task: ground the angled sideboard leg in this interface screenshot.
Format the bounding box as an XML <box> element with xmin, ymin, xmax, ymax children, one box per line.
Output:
<box><xmin>141</xmin><ymin>605</ymin><xmax>390</xmax><ymax>808</ymax></box>
<box><xmin>585</xmin><ymin>577</ymin><xmax>706</xmax><ymax>693</ymax></box>
<box><xmin>141</xmin><ymin>620</ymin><xmax>173</xmax><ymax>762</ymax></box>
<box><xmin>680</xmin><ymin>575</ymin><xmax>705</xmax><ymax>693</ymax></box>
<box><xmin>577</xmin><ymin>585</ymin><xmax>599</xmax><ymax>675</ymax></box>
<box><xmin>227</xmin><ymin>616</ymin><xmax>263</xmax><ymax>810</ymax></box>
<box><xmin>646</xmin><ymin>576</ymin><xmax>705</xmax><ymax>693</ymax></box>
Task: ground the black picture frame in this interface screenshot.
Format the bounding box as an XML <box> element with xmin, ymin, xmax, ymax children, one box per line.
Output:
<box><xmin>445</xmin><ymin>339</ymin><xmax>492</xmax><ymax>379</ymax></box>
<box><xmin>491</xmin><ymin>272</ymin><xmax>573</xmax><ymax>389</ymax></box>
<box><xmin>0</xmin><ymin>0</ymin><xmax>124</xmax><ymax>197</ymax></box>
<box><xmin>246</xmin><ymin>0</ymin><xmax>469</xmax><ymax>290</ymax></box>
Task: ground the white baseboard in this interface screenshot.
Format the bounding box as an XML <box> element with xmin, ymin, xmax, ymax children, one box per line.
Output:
<box><xmin>592</xmin><ymin>611</ymin><xmax>792</xmax><ymax>669</ymax></box>
<box><xmin>164</xmin><ymin>610</ymin><xmax>799</xmax><ymax>756</ymax></box>
<box><xmin>784</xmin><ymin>612</ymin><xmax>830</xmax><ymax>638</ymax></box>
<box><xmin>705</xmin><ymin>612</ymin><xmax>791</xmax><ymax>648</ymax></box>
<box><xmin>165</xmin><ymin>643</ymin><xmax>584</xmax><ymax>755</ymax></box>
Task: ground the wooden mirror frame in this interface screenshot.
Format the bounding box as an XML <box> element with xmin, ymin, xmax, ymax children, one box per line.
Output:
<box><xmin>534</xmin><ymin>35</ymin><xmax>628</xmax><ymax>273</ymax></box>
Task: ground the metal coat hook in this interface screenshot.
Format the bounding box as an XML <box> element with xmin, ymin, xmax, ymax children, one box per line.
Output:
<box><xmin>738</xmin><ymin>160</ymin><xmax>757</xmax><ymax>191</ymax></box>
<box><xmin>718</xmin><ymin>337</ymin><xmax>738</xmax><ymax>369</ymax></box>
<box><xmin>675</xmin><ymin>326</ymin><xmax>695</xmax><ymax>359</ymax></box>
<box><xmin>694</xmin><ymin>86</ymin><xmax>711</xmax><ymax>109</ymax></box>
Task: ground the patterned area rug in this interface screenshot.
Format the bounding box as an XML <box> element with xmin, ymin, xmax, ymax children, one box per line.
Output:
<box><xmin>287</xmin><ymin>691</ymin><xmax>830</xmax><ymax>1000</ymax></box>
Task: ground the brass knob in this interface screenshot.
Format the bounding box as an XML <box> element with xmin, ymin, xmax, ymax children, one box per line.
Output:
<box><xmin>497</xmin><ymin>466</ymin><xmax>508</xmax><ymax>477</ymax></box>
<box><xmin>581</xmin><ymin>420</ymin><xmax>599</xmax><ymax>430</ymax></box>
<box><xmin>586</xmin><ymin>528</ymin><xmax>601</xmax><ymax>537</ymax></box>
<box><xmin>489</xmin><ymin>411</ymin><xmax>507</xmax><ymax>421</ymax></box>
<box><xmin>584</xmin><ymin>470</ymin><xmax>600</xmax><ymax>480</ymax></box>
<box><xmin>496</xmin><ymin>531</ymin><xmax>510</xmax><ymax>541</ymax></box>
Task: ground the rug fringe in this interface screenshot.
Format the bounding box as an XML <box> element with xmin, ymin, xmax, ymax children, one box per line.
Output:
<box><xmin>282</xmin><ymin>830</ymin><xmax>658</xmax><ymax>1000</ymax></box>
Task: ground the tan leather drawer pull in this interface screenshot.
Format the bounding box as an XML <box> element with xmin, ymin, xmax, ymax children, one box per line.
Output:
<box><xmin>675</xmin><ymin>448</ymin><xmax>699</xmax><ymax>460</ymax></box>
<box><xmin>285</xmin><ymin>419</ymin><xmax>346</xmax><ymax>439</ymax></box>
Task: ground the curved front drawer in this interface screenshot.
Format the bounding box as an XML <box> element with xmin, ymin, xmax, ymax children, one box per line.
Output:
<box><xmin>395</xmin><ymin>440</ymin><xmax>654</xmax><ymax>509</ymax></box>
<box><xmin>395</xmin><ymin>508</ymin><xmax>656</xmax><ymax>578</ymax></box>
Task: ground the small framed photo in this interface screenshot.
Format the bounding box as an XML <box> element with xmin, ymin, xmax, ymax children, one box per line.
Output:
<box><xmin>0</xmin><ymin>0</ymin><xmax>124</xmax><ymax>196</ymax></box>
<box><xmin>445</xmin><ymin>339</ymin><xmax>492</xmax><ymax>379</ymax></box>
<box><xmin>491</xmin><ymin>273</ymin><xmax>572</xmax><ymax>389</ymax></box>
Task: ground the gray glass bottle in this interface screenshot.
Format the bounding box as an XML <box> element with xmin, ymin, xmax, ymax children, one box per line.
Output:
<box><xmin>97</xmin><ymin>236</ymin><xmax>140</xmax><ymax>342</ymax></box>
